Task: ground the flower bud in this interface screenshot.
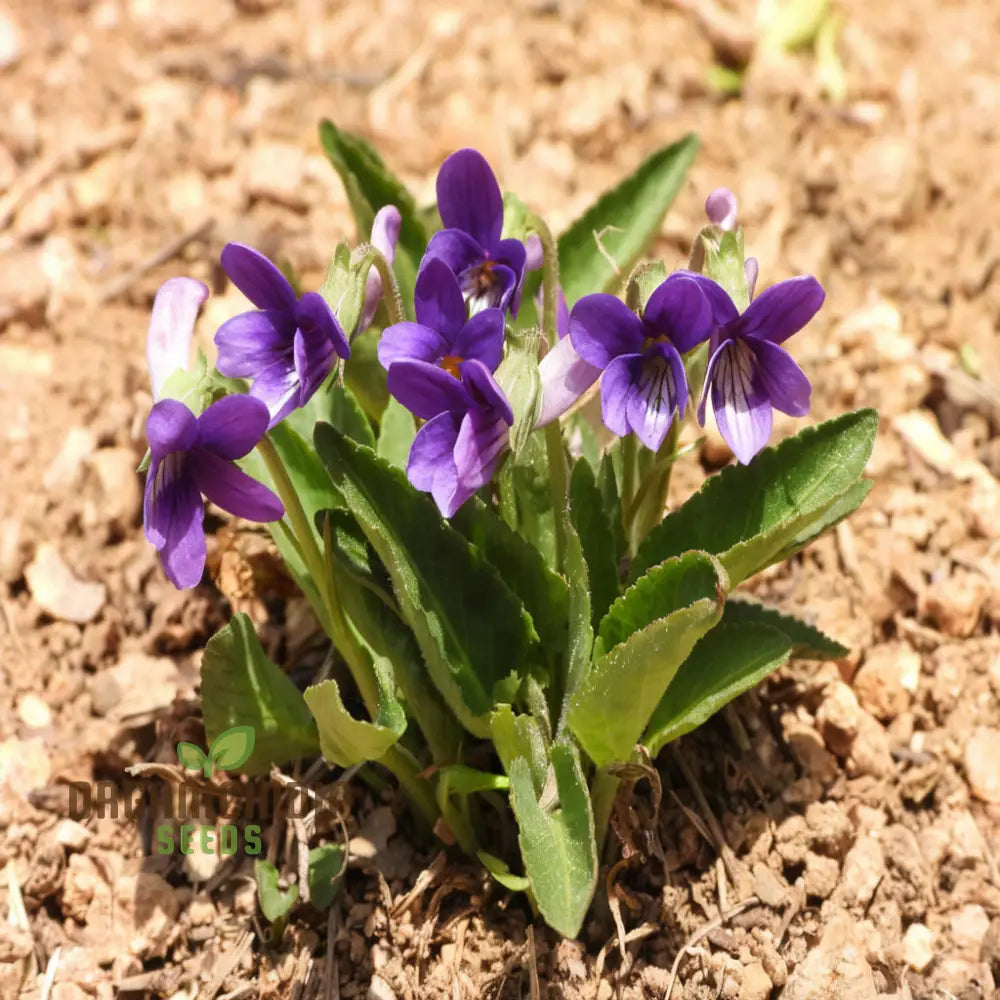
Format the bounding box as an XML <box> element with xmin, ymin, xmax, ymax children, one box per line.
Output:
<box><xmin>494</xmin><ymin>329</ymin><xmax>543</xmax><ymax>458</ymax></box>
<box><xmin>146</xmin><ymin>277</ymin><xmax>207</xmax><ymax>400</ymax></box>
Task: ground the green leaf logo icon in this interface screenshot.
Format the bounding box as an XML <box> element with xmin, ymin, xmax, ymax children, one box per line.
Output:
<box><xmin>209</xmin><ymin>725</ymin><xmax>256</xmax><ymax>771</ymax></box>
<box><xmin>175</xmin><ymin>726</ymin><xmax>256</xmax><ymax>778</ymax></box>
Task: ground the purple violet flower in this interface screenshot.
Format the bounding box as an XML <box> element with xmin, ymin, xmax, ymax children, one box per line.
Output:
<box><xmin>568</xmin><ymin>274</ymin><xmax>714</xmax><ymax>450</ymax></box>
<box><xmin>147</xmin><ymin>277</ymin><xmax>208</xmax><ymax>399</ymax></box>
<box><xmin>144</xmin><ymin>395</ymin><xmax>283</xmax><ymax>589</ymax></box>
<box><xmin>386</xmin><ymin>358</ymin><xmax>513</xmax><ymax>518</ymax></box>
<box><xmin>421</xmin><ymin>149</ymin><xmax>527</xmax><ymax>316</ymax></box>
<box><xmin>214</xmin><ymin>243</ymin><xmax>350</xmax><ymax>428</ymax></box>
<box><xmin>705</xmin><ymin>187</ymin><xmax>739</xmax><ymax>231</ymax></box>
<box><xmin>690</xmin><ymin>272</ymin><xmax>824</xmax><ymax>464</ymax></box>
<box><xmin>378</xmin><ymin>257</ymin><xmax>505</xmax><ymax>402</ymax></box>
<box><xmin>357</xmin><ymin>205</ymin><xmax>402</xmax><ymax>334</ymax></box>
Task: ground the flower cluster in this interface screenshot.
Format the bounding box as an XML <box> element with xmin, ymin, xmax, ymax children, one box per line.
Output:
<box><xmin>144</xmin><ymin>155</ymin><xmax>825</xmax><ymax>585</ymax></box>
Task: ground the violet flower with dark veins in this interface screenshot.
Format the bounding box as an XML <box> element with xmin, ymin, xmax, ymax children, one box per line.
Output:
<box><xmin>378</xmin><ymin>257</ymin><xmax>505</xmax><ymax>404</ymax></box>
<box><xmin>569</xmin><ymin>273</ymin><xmax>714</xmax><ymax>450</ymax></box>
<box><xmin>387</xmin><ymin>358</ymin><xmax>513</xmax><ymax>518</ymax></box>
<box><xmin>689</xmin><ymin>271</ymin><xmax>824</xmax><ymax>464</ymax></box>
<box><xmin>215</xmin><ymin>243</ymin><xmax>350</xmax><ymax>427</ymax></box>
<box><xmin>421</xmin><ymin>149</ymin><xmax>527</xmax><ymax>315</ymax></box>
<box><xmin>144</xmin><ymin>395</ymin><xmax>283</xmax><ymax>589</ymax></box>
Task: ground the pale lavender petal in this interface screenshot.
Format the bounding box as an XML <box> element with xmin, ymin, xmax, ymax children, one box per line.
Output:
<box><xmin>298</xmin><ymin>291</ymin><xmax>350</xmax><ymax>360</ymax></box>
<box><xmin>643</xmin><ymin>273</ymin><xmax>714</xmax><ymax>353</ymax></box>
<box><xmin>459</xmin><ymin>359</ymin><xmax>513</xmax><ymax>425</ymax></box>
<box><xmin>157</xmin><ymin>474</ymin><xmax>206</xmax><ymax>589</ymax></box>
<box><xmin>358</xmin><ymin>205</ymin><xmax>402</xmax><ymax>332</ymax></box>
<box><xmin>464</xmin><ymin>261</ymin><xmax>517</xmax><ymax>313</ymax></box>
<box><xmin>625</xmin><ymin>345</ymin><xmax>688</xmax><ymax>451</ymax></box>
<box><xmin>696</xmin><ymin>340</ymin><xmax>726</xmax><ymax>427</ymax></box>
<box><xmin>453</xmin><ymin>308</ymin><xmax>505</xmax><ymax>371</ymax></box>
<box><xmin>378</xmin><ymin>322</ymin><xmax>449</xmax><ymax>369</ymax></box>
<box><xmin>190</xmin><ymin>451</ymin><xmax>284</xmax><ymax>522</ymax></box>
<box><xmin>599</xmin><ymin>354</ymin><xmax>642</xmax><ymax>439</ymax></box>
<box><xmin>569</xmin><ymin>294</ymin><xmax>645</xmax><ymax>369</ymax></box>
<box><xmin>220</xmin><ymin>243</ymin><xmax>297</xmax><ymax>313</ymax></box>
<box><xmin>147</xmin><ymin>277</ymin><xmax>207</xmax><ymax>400</ymax></box>
<box><xmin>751</xmin><ymin>338</ymin><xmax>811</xmax><ymax>417</ymax></box>
<box><xmin>739</xmin><ymin>276</ymin><xmax>825</xmax><ymax>344</ymax></box>
<box><xmin>710</xmin><ymin>341</ymin><xmax>773</xmax><ymax>464</ymax></box>
<box><xmin>407</xmin><ymin>412</ymin><xmax>461</xmax><ymax>516</ymax></box>
<box><xmin>436</xmin><ymin>149</ymin><xmax>503</xmax><ymax>249</ymax></box>
<box><xmin>536</xmin><ymin>334</ymin><xmax>601</xmax><ymax>428</ymax></box>
<box><xmin>705</xmin><ymin>188</ymin><xmax>738</xmax><ymax>230</ymax></box>
<box><xmin>387</xmin><ymin>360</ymin><xmax>470</xmax><ymax>419</ymax></box>
<box><xmin>214</xmin><ymin>310</ymin><xmax>293</xmax><ymax>379</ymax></box>
<box><xmin>556</xmin><ymin>288</ymin><xmax>570</xmax><ymax>339</ymax></box>
<box><xmin>146</xmin><ymin>398</ymin><xmax>198</xmax><ymax>459</ymax></box>
<box><xmin>195</xmin><ymin>394</ymin><xmax>270</xmax><ymax>459</ymax></box>
<box><xmin>413</xmin><ymin>258</ymin><xmax>467</xmax><ymax>337</ymax></box>
<box><xmin>524</xmin><ymin>233</ymin><xmax>543</xmax><ymax>271</ymax></box>
<box><xmin>744</xmin><ymin>257</ymin><xmax>759</xmax><ymax>300</ymax></box>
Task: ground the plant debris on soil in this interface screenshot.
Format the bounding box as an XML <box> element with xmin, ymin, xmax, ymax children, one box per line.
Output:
<box><xmin>2</xmin><ymin>1</ymin><xmax>1000</xmax><ymax>998</ymax></box>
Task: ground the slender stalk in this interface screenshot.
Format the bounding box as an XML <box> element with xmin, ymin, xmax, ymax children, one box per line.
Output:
<box><xmin>366</xmin><ymin>247</ymin><xmax>405</xmax><ymax>326</ymax></box>
<box><xmin>590</xmin><ymin>769</ymin><xmax>621</xmax><ymax>856</ymax></box>
<box><xmin>621</xmin><ymin>433</ymin><xmax>638</xmax><ymax>553</ymax></box>
<box><xmin>526</xmin><ymin>212</ymin><xmax>559</xmax><ymax>349</ymax></box>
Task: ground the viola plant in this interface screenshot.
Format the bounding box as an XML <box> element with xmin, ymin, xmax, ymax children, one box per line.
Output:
<box><xmin>140</xmin><ymin>120</ymin><xmax>877</xmax><ymax>937</ymax></box>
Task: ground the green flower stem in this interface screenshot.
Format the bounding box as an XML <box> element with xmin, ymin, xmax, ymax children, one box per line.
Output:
<box><xmin>590</xmin><ymin>768</ymin><xmax>620</xmax><ymax>855</ymax></box>
<box><xmin>365</xmin><ymin>246</ymin><xmax>405</xmax><ymax>327</ymax></box>
<box><xmin>627</xmin><ymin>420</ymin><xmax>681</xmax><ymax>552</ymax></box>
<box><xmin>258</xmin><ymin>434</ymin><xmax>441</xmax><ymax>830</ymax></box>
<box><xmin>526</xmin><ymin>212</ymin><xmax>559</xmax><ymax>349</ymax></box>
<box><xmin>621</xmin><ymin>433</ymin><xmax>638</xmax><ymax>553</ymax></box>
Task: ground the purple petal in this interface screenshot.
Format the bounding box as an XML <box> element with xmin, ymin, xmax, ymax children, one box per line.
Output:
<box><xmin>599</xmin><ymin>354</ymin><xmax>643</xmax><ymax>439</ymax></box>
<box><xmin>739</xmin><ymin>276</ymin><xmax>825</xmax><ymax>344</ymax></box>
<box><xmin>705</xmin><ymin>188</ymin><xmax>738</xmax><ymax>230</ymax></box>
<box><xmin>744</xmin><ymin>258</ymin><xmax>759</xmax><ymax>300</ymax></box>
<box><xmin>459</xmin><ymin>359</ymin><xmax>513</xmax><ymax>425</ymax></box>
<box><xmin>675</xmin><ymin>271</ymin><xmax>741</xmax><ymax>329</ymax></box>
<box><xmin>151</xmin><ymin>469</ymin><xmax>206</xmax><ymax>589</ymax></box>
<box><xmin>189</xmin><ymin>450</ymin><xmax>284</xmax><ymax>522</ymax></box>
<box><xmin>298</xmin><ymin>291</ymin><xmax>350</xmax><ymax>360</ymax></box>
<box><xmin>250</xmin><ymin>360</ymin><xmax>300</xmax><ymax>427</ymax></box>
<box><xmin>436</xmin><ymin>149</ymin><xmax>503</xmax><ymax>249</ymax></box>
<box><xmin>358</xmin><ymin>205</ymin><xmax>402</xmax><ymax>332</ymax></box>
<box><xmin>407</xmin><ymin>412</ymin><xmax>461</xmax><ymax>516</ymax></box>
<box><xmin>147</xmin><ymin>277</ymin><xmax>207</xmax><ymax>400</ymax></box>
<box><xmin>214</xmin><ymin>310</ymin><xmax>293</xmax><ymax>379</ymax></box>
<box><xmin>378</xmin><ymin>322</ymin><xmax>449</xmax><ymax>369</ymax></box>
<box><xmin>709</xmin><ymin>341</ymin><xmax>773</xmax><ymax>464</ymax></box>
<box><xmin>195</xmin><ymin>394</ymin><xmax>271</xmax><ymax>459</ymax></box>
<box><xmin>556</xmin><ymin>288</ymin><xmax>570</xmax><ymax>339</ymax></box>
<box><xmin>453</xmin><ymin>309</ymin><xmax>505</xmax><ymax>371</ymax></box>
<box><xmin>146</xmin><ymin>399</ymin><xmax>198</xmax><ymax>459</ymax></box>
<box><xmin>387</xmin><ymin>360</ymin><xmax>470</xmax><ymax>420</ymax></box>
<box><xmin>413</xmin><ymin>258</ymin><xmax>468</xmax><ymax>337</ymax></box>
<box><xmin>292</xmin><ymin>326</ymin><xmax>337</xmax><ymax>408</ymax></box>
<box><xmin>643</xmin><ymin>273</ymin><xmax>714</xmax><ymax>353</ymax></box>
<box><xmin>523</xmin><ymin>233</ymin><xmax>543</xmax><ymax>271</ymax></box>
<box><xmin>569</xmin><ymin>294</ymin><xmax>645</xmax><ymax>369</ymax></box>
<box><xmin>625</xmin><ymin>345</ymin><xmax>688</xmax><ymax>451</ymax></box>
<box><xmin>536</xmin><ymin>334</ymin><xmax>601</xmax><ymax>428</ymax></box>
<box><xmin>422</xmin><ymin>229</ymin><xmax>485</xmax><ymax>279</ymax></box>
<box><xmin>494</xmin><ymin>239</ymin><xmax>528</xmax><ymax>315</ymax></box>
<box><xmin>696</xmin><ymin>340</ymin><xmax>725</xmax><ymax>427</ymax></box>
<box><xmin>751</xmin><ymin>338</ymin><xmax>811</xmax><ymax>417</ymax></box>
<box><xmin>220</xmin><ymin>243</ymin><xmax>298</xmax><ymax>313</ymax></box>
<box><xmin>465</xmin><ymin>261</ymin><xmax>517</xmax><ymax>314</ymax></box>
<box><xmin>453</xmin><ymin>410</ymin><xmax>510</xmax><ymax>509</ymax></box>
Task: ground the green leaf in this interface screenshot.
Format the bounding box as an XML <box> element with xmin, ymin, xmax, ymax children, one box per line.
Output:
<box><xmin>497</xmin><ymin>433</ymin><xmax>558</xmax><ymax>569</ymax></box>
<box><xmin>327</xmin><ymin>382</ymin><xmax>376</xmax><ymax>449</ymax></box>
<box><xmin>255</xmin><ymin>860</ymin><xmax>299</xmax><ymax>923</ymax></box>
<box><xmin>435</xmin><ymin>764</ymin><xmax>510</xmax><ymax>795</ymax></box>
<box><xmin>491</xmin><ymin>705</ymin><xmax>549</xmax><ymax>795</ymax></box>
<box><xmin>343</xmin><ymin>331</ymin><xmax>391</xmax><ymax>420</ymax></box>
<box><xmin>630</xmin><ymin>409</ymin><xmax>878</xmax><ymax>587</ymax></box>
<box><xmin>200</xmin><ymin>615</ymin><xmax>319</xmax><ymax>775</ymax></box>
<box><xmin>451</xmin><ymin>498</ymin><xmax>569</xmax><ymax>654</ymax></box>
<box><xmin>176</xmin><ymin>742</ymin><xmax>208</xmax><ymax>773</ymax></box>
<box><xmin>560</xmin><ymin>503</ymin><xmax>593</xmax><ymax>718</ymax></box>
<box><xmin>318</xmin><ymin>120</ymin><xmax>425</xmax><ymax>309</ymax></box>
<box><xmin>478</xmin><ymin>850</ymin><xmax>530</xmax><ymax>893</ymax></box>
<box><xmin>568</xmin><ymin>552</ymin><xmax>726</xmax><ymax>766</ymax></box>
<box><xmin>376</xmin><ymin>395</ymin><xmax>416</xmax><ymax>469</ymax></box>
<box><xmin>509</xmin><ymin>743</ymin><xmax>598</xmax><ymax>937</ymax></box>
<box><xmin>723</xmin><ymin>599</ymin><xmax>848</xmax><ymax>658</ymax></box>
<box><xmin>644</xmin><ymin>622</ymin><xmax>793</xmax><ymax>754</ymax></box>
<box><xmin>304</xmin><ymin>656</ymin><xmax>406</xmax><ymax>767</ymax></box>
<box><xmin>209</xmin><ymin>725</ymin><xmax>256</xmax><ymax>771</ymax></box>
<box><xmin>315</xmin><ymin>425</ymin><xmax>534</xmax><ymax>736</ymax></box>
<box><xmin>558</xmin><ymin>134</ymin><xmax>699</xmax><ymax>305</ymax></box>
<box><xmin>569</xmin><ymin>460</ymin><xmax>620</xmax><ymax>630</ymax></box>
<box><xmin>307</xmin><ymin>844</ymin><xmax>346</xmax><ymax>909</ymax></box>
<box><xmin>772</xmin><ymin>478</ymin><xmax>873</xmax><ymax>562</ymax></box>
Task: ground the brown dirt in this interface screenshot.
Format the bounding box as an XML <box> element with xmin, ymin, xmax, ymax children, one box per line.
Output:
<box><xmin>2</xmin><ymin>0</ymin><xmax>1000</xmax><ymax>997</ymax></box>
